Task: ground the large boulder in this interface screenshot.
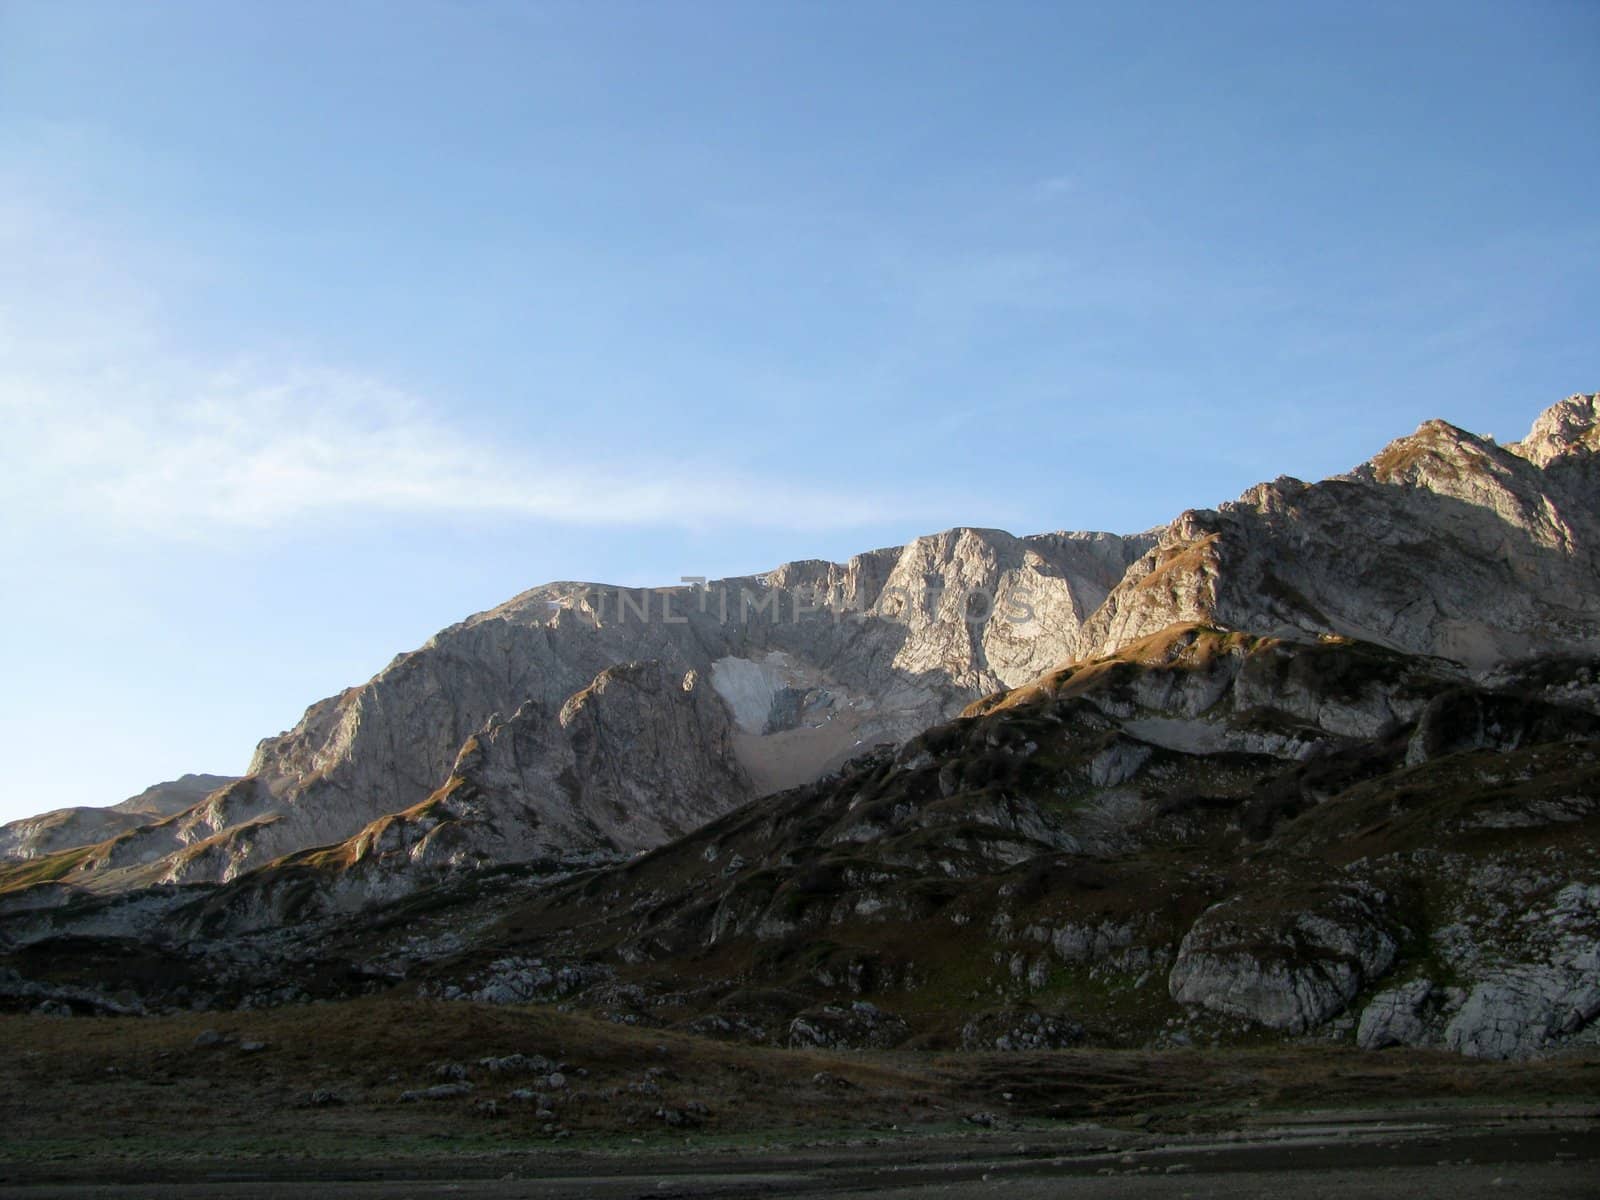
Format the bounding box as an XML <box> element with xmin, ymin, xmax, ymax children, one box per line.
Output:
<box><xmin>1356</xmin><ymin>979</ymin><xmax>1438</xmax><ymax>1050</ymax></box>
<box><xmin>1169</xmin><ymin>881</ymin><xmax>1399</xmax><ymax>1032</ymax></box>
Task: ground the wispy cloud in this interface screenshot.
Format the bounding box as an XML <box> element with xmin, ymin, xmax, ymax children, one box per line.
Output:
<box><xmin>5</xmin><ymin>361</ymin><xmax>919</xmax><ymax>534</ymax></box>
<box><xmin>0</xmin><ymin>200</ymin><xmax>930</xmax><ymax>539</ymax></box>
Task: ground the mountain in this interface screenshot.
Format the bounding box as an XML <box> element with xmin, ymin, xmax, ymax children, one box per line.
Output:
<box><xmin>423</xmin><ymin>624</ymin><xmax>1596</xmax><ymax>1061</ymax></box>
<box><xmin>20</xmin><ymin>394</ymin><xmax>1598</xmax><ymax>902</ymax></box>
<box><xmin>6</xmin><ymin>529</ymin><xmax>1152</xmax><ymax>893</ymax></box>
<box><xmin>2</xmin><ymin>394</ymin><xmax>1598</xmax><ymax>1064</ymax></box>
<box><xmin>1080</xmin><ymin>396</ymin><xmax>1600</xmax><ymax>668</ymax></box>
<box><xmin>0</xmin><ymin>774</ymin><xmax>237</xmax><ymax>864</ymax></box>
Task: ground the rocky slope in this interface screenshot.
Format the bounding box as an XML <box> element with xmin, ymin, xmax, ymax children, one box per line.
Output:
<box><xmin>0</xmin><ymin>774</ymin><xmax>236</xmax><ymax>863</ymax></box>
<box><xmin>379</xmin><ymin>624</ymin><xmax>1587</xmax><ymax>1062</ymax></box>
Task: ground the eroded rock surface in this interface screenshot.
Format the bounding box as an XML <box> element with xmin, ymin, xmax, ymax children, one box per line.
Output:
<box><xmin>1168</xmin><ymin>881</ymin><xmax>1400</xmax><ymax>1033</ymax></box>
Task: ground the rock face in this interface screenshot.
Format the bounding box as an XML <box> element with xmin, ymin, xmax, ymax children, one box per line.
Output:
<box><xmin>1356</xmin><ymin>880</ymin><xmax>1600</xmax><ymax>1060</ymax></box>
<box><xmin>1357</xmin><ymin>980</ymin><xmax>1437</xmax><ymax>1051</ymax></box>
<box><xmin>318</xmin><ymin>660</ymin><xmax>751</xmax><ymax>874</ymax></box>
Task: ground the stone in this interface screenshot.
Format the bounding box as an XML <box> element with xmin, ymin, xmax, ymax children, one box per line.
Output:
<box><xmin>1357</xmin><ymin>980</ymin><xmax>1436</xmax><ymax>1050</ymax></box>
<box><xmin>399</xmin><ymin>1083</ymin><xmax>473</xmax><ymax>1102</ymax></box>
<box><xmin>787</xmin><ymin>1003</ymin><xmax>910</xmax><ymax>1050</ymax></box>
<box><xmin>960</xmin><ymin>1008</ymin><xmax>1085</xmax><ymax>1051</ymax></box>
<box><xmin>1169</xmin><ymin>882</ymin><xmax>1399</xmax><ymax>1032</ymax></box>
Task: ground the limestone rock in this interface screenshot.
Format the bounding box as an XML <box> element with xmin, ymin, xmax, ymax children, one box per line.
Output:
<box><xmin>1169</xmin><ymin>881</ymin><xmax>1399</xmax><ymax>1032</ymax></box>
<box><xmin>1440</xmin><ymin>881</ymin><xmax>1600</xmax><ymax>1059</ymax></box>
<box><xmin>1356</xmin><ymin>980</ymin><xmax>1437</xmax><ymax>1050</ymax></box>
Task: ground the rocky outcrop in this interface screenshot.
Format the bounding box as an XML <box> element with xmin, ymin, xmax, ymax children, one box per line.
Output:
<box><xmin>1507</xmin><ymin>392</ymin><xmax>1600</xmax><ymax>468</ymax></box>
<box><xmin>960</xmin><ymin>1007</ymin><xmax>1085</xmax><ymax>1051</ymax></box>
<box><xmin>328</xmin><ymin>660</ymin><xmax>751</xmax><ymax>873</ymax></box>
<box><xmin>144</xmin><ymin>664</ymin><xmax>748</xmax><ymax>934</ymax></box>
<box><xmin>787</xmin><ymin>1001</ymin><xmax>910</xmax><ymax>1050</ymax></box>
<box><xmin>1356</xmin><ymin>980</ymin><xmax>1439</xmax><ymax>1051</ymax></box>
<box><xmin>1356</xmin><ymin>880</ymin><xmax>1600</xmax><ymax>1060</ymax></box>
<box><xmin>1168</xmin><ymin>881</ymin><xmax>1400</xmax><ymax>1033</ymax></box>
<box><xmin>1445</xmin><ymin>957</ymin><xmax>1600</xmax><ymax>1060</ymax></box>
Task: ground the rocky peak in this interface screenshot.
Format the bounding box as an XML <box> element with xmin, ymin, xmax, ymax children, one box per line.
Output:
<box><xmin>1362</xmin><ymin>418</ymin><xmax>1508</xmax><ymax>489</ymax></box>
<box><xmin>1508</xmin><ymin>393</ymin><xmax>1600</xmax><ymax>468</ymax></box>
<box><xmin>1077</xmin><ymin>396</ymin><xmax>1600</xmax><ymax>671</ymax></box>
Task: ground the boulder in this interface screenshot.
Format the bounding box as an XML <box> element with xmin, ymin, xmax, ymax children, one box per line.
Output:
<box><xmin>1169</xmin><ymin>882</ymin><xmax>1399</xmax><ymax>1032</ymax></box>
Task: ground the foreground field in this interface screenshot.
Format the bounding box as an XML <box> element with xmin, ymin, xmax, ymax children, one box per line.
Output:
<box><xmin>0</xmin><ymin>996</ymin><xmax>1595</xmax><ymax>1196</ymax></box>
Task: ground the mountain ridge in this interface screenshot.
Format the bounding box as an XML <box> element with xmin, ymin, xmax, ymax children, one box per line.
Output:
<box><xmin>4</xmin><ymin>395</ymin><xmax>1597</xmax><ymax>906</ymax></box>
<box><xmin>3</xmin><ymin>393</ymin><xmax>1599</xmax><ymax>1066</ymax></box>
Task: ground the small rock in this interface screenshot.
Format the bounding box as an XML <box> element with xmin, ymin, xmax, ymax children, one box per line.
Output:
<box><xmin>399</xmin><ymin>1082</ymin><xmax>473</xmax><ymax>1102</ymax></box>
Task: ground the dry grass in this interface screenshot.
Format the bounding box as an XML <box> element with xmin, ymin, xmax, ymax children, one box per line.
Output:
<box><xmin>2</xmin><ymin>995</ymin><xmax>1595</xmax><ymax>1170</ymax></box>
<box><xmin>0</xmin><ymin>996</ymin><xmax>939</xmax><ymax>1163</ymax></box>
<box><xmin>0</xmin><ymin>843</ymin><xmax>100</xmax><ymax>895</ymax></box>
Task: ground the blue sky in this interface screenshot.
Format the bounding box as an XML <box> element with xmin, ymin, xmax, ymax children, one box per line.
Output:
<box><xmin>0</xmin><ymin>1</ymin><xmax>1595</xmax><ymax>820</ymax></box>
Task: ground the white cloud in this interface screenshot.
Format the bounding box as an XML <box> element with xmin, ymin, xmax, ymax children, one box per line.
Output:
<box><xmin>0</xmin><ymin>200</ymin><xmax>929</xmax><ymax>538</ymax></box>
<box><xmin>3</xmin><ymin>358</ymin><xmax>926</xmax><ymax>536</ymax></box>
